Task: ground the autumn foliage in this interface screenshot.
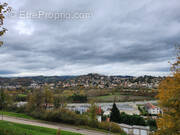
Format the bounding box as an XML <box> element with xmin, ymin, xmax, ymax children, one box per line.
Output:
<box><xmin>156</xmin><ymin>47</ymin><xmax>180</xmax><ymax>135</ymax></box>
<box><xmin>0</xmin><ymin>2</ymin><xmax>11</xmax><ymax>46</ymax></box>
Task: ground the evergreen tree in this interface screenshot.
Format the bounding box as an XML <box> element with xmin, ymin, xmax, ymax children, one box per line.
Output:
<box><xmin>110</xmin><ymin>102</ymin><xmax>120</xmax><ymax>123</ymax></box>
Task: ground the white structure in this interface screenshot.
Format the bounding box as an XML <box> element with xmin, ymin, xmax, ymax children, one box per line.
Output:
<box><xmin>67</xmin><ymin>106</ymin><xmax>88</xmax><ymax>114</ymax></box>
<box><xmin>145</xmin><ymin>103</ymin><xmax>160</xmax><ymax>115</ymax></box>
<box><xmin>96</xmin><ymin>115</ymin><xmax>102</xmax><ymax>122</ymax></box>
<box><xmin>119</xmin><ymin>123</ymin><xmax>150</xmax><ymax>135</ymax></box>
<box><xmin>103</xmin><ymin>110</ymin><xmax>111</xmax><ymax>116</ymax></box>
<box><xmin>16</xmin><ymin>102</ymin><xmax>27</xmax><ymax>107</ymax></box>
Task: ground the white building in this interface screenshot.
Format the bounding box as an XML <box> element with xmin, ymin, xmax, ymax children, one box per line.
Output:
<box><xmin>97</xmin><ymin>115</ymin><xmax>102</xmax><ymax>122</ymax></box>
<box><xmin>145</xmin><ymin>103</ymin><xmax>161</xmax><ymax>115</ymax></box>
<box><xmin>103</xmin><ymin>110</ymin><xmax>111</xmax><ymax>116</ymax></box>
<box><xmin>119</xmin><ymin>123</ymin><xmax>150</xmax><ymax>135</ymax></box>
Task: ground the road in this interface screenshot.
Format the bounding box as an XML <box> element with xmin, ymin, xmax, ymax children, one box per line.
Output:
<box><xmin>1</xmin><ymin>115</ymin><xmax>109</xmax><ymax>135</ymax></box>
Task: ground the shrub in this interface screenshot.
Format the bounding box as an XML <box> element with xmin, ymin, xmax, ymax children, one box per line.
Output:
<box><xmin>110</xmin><ymin>122</ymin><xmax>125</xmax><ymax>133</ymax></box>
<box><xmin>119</xmin><ymin>112</ymin><xmax>146</xmax><ymax>126</ymax></box>
<box><xmin>4</xmin><ymin>105</ymin><xmax>126</xmax><ymax>134</ymax></box>
<box><xmin>147</xmin><ymin>119</ymin><xmax>157</xmax><ymax>131</ymax></box>
<box><xmin>98</xmin><ymin>121</ymin><xmax>110</xmax><ymax>131</ymax></box>
<box><xmin>69</xmin><ymin>94</ymin><xmax>87</xmax><ymax>103</ymax></box>
<box><xmin>98</xmin><ymin>122</ymin><xmax>126</xmax><ymax>134</ymax></box>
<box><xmin>6</xmin><ymin>105</ymin><xmax>26</xmax><ymax>114</ymax></box>
<box><xmin>29</xmin><ymin>110</ymin><xmax>44</xmax><ymax>119</ymax></box>
<box><xmin>15</xmin><ymin>94</ymin><xmax>27</xmax><ymax>102</ymax></box>
<box><xmin>29</xmin><ymin>108</ymin><xmax>89</xmax><ymax>126</ymax></box>
<box><xmin>88</xmin><ymin>120</ymin><xmax>99</xmax><ymax>128</ymax></box>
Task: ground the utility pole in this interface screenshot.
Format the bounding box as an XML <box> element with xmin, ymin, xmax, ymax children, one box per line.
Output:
<box><xmin>1</xmin><ymin>110</ymin><xmax>3</xmax><ymax>120</ymax></box>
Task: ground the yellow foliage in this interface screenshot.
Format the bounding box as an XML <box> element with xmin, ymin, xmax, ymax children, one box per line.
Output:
<box><xmin>62</xmin><ymin>90</ymin><xmax>74</xmax><ymax>97</ymax></box>
<box><xmin>155</xmin><ymin>47</ymin><xmax>180</xmax><ymax>135</ymax></box>
<box><xmin>79</xmin><ymin>90</ymin><xmax>86</xmax><ymax>96</ymax></box>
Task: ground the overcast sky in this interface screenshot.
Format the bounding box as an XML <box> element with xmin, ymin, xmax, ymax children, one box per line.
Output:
<box><xmin>0</xmin><ymin>0</ymin><xmax>179</xmax><ymax>77</ymax></box>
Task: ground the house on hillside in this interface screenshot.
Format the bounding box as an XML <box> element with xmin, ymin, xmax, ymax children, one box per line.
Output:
<box><xmin>145</xmin><ymin>103</ymin><xmax>161</xmax><ymax>115</ymax></box>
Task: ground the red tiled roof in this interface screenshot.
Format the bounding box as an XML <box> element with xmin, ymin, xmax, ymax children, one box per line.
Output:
<box><xmin>146</xmin><ymin>103</ymin><xmax>157</xmax><ymax>109</ymax></box>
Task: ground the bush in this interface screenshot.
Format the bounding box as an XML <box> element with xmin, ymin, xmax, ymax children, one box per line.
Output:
<box><xmin>29</xmin><ymin>108</ymin><xmax>89</xmax><ymax>126</ymax></box>
<box><xmin>88</xmin><ymin>120</ymin><xmax>99</xmax><ymax>128</ymax></box>
<box><xmin>30</xmin><ymin>110</ymin><xmax>44</xmax><ymax>119</ymax></box>
<box><xmin>15</xmin><ymin>94</ymin><xmax>27</xmax><ymax>102</ymax></box>
<box><xmin>110</xmin><ymin>122</ymin><xmax>125</xmax><ymax>133</ymax></box>
<box><xmin>119</xmin><ymin>112</ymin><xmax>146</xmax><ymax>126</ymax></box>
<box><xmin>6</xmin><ymin>105</ymin><xmax>26</xmax><ymax>114</ymax></box>
<box><xmin>69</xmin><ymin>94</ymin><xmax>87</xmax><ymax>103</ymax></box>
<box><xmin>98</xmin><ymin>121</ymin><xmax>110</xmax><ymax>131</ymax></box>
<box><xmin>98</xmin><ymin>122</ymin><xmax>126</xmax><ymax>134</ymax></box>
<box><xmin>4</xmin><ymin>105</ymin><xmax>126</xmax><ymax>134</ymax></box>
<box><xmin>147</xmin><ymin>119</ymin><xmax>157</xmax><ymax>131</ymax></box>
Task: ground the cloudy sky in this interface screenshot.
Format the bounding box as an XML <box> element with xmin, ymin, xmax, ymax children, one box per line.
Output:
<box><xmin>0</xmin><ymin>0</ymin><xmax>179</xmax><ymax>77</ymax></box>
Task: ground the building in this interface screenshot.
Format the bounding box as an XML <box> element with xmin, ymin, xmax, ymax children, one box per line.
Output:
<box><xmin>145</xmin><ymin>103</ymin><xmax>161</xmax><ymax>115</ymax></box>
<box><xmin>119</xmin><ymin>123</ymin><xmax>150</xmax><ymax>135</ymax></box>
<box><xmin>103</xmin><ymin>110</ymin><xmax>111</xmax><ymax>116</ymax></box>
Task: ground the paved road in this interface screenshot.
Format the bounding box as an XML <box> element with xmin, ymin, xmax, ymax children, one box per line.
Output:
<box><xmin>0</xmin><ymin>116</ymin><xmax>109</xmax><ymax>135</ymax></box>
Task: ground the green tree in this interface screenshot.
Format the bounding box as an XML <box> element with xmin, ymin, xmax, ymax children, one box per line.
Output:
<box><xmin>69</xmin><ymin>93</ymin><xmax>87</xmax><ymax>103</ymax></box>
<box><xmin>26</xmin><ymin>89</ymin><xmax>44</xmax><ymax>112</ymax></box>
<box><xmin>0</xmin><ymin>88</ymin><xmax>12</xmax><ymax>120</ymax></box>
<box><xmin>88</xmin><ymin>102</ymin><xmax>98</xmax><ymax>127</ymax></box>
<box><xmin>53</xmin><ymin>95</ymin><xmax>66</xmax><ymax>109</ymax></box>
<box><xmin>110</xmin><ymin>102</ymin><xmax>120</xmax><ymax>123</ymax></box>
<box><xmin>89</xmin><ymin>102</ymin><xmax>97</xmax><ymax>121</ymax></box>
<box><xmin>0</xmin><ymin>89</ymin><xmax>12</xmax><ymax>110</ymax></box>
<box><xmin>147</xmin><ymin>119</ymin><xmax>157</xmax><ymax>131</ymax></box>
<box><xmin>0</xmin><ymin>89</ymin><xmax>6</xmax><ymax>110</ymax></box>
<box><xmin>54</xmin><ymin>95</ymin><xmax>61</xmax><ymax>109</ymax></box>
<box><xmin>43</xmin><ymin>86</ymin><xmax>54</xmax><ymax>109</ymax></box>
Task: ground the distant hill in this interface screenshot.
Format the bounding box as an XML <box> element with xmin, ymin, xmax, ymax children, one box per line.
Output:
<box><xmin>0</xmin><ymin>73</ymin><xmax>164</xmax><ymax>87</ymax></box>
<box><xmin>0</xmin><ymin>75</ymin><xmax>76</xmax><ymax>86</ymax></box>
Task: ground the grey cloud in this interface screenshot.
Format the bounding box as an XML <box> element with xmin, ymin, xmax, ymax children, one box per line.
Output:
<box><xmin>146</xmin><ymin>67</ymin><xmax>170</xmax><ymax>72</ymax></box>
<box><xmin>0</xmin><ymin>70</ymin><xmax>18</xmax><ymax>75</ymax></box>
<box><xmin>0</xmin><ymin>0</ymin><xmax>179</xmax><ymax>76</ymax></box>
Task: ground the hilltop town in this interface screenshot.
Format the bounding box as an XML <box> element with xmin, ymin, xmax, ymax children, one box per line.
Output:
<box><xmin>0</xmin><ymin>73</ymin><xmax>164</xmax><ymax>90</ymax></box>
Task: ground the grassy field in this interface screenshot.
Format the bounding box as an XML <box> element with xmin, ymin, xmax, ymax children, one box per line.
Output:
<box><xmin>0</xmin><ymin>111</ymin><xmax>125</xmax><ymax>135</ymax></box>
<box><xmin>0</xmin><ymin>111</ymin><xmax>34</xmax><ymax>120</ymax></box>
<box><xmin>0</xmin><ymin>120</ymin><xmax>82</xmax><ymax>135</ymax></box>
<box><xmin>89</xmin><ymin>92</ymin><xmax>155</xmax><ymax>102</ymax></box>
